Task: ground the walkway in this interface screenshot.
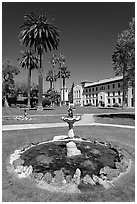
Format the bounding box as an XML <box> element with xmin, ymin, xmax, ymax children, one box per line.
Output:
<box><xmin>2</xmin><ymin>114</ymin><xmax>135</xmax><ymax>131</ymax></box>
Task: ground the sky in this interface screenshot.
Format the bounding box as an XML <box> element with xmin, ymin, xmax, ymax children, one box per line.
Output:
<box><xmin>2</xmin><ymin>1</ymin><xmax>135</xmax><ymax>92</ymax></box>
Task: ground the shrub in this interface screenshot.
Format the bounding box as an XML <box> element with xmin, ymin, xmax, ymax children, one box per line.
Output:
<box><xmin>113</xmin><ymin>103</ymin><xmax>120</xmax><ymax>107</ymax></box>
<box><xmin>42</xmin><ymin>98</ymin><xmax>51</xmax><ymax>107</ymax></box>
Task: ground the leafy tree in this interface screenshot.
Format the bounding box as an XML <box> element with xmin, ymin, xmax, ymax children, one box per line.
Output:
<box><xmin>68</xmin><ymin>82</ymin><xmax>74</xmax><ymax>103</ymax></box>
<box><xmin>15</xmin><ymin>81</ymin><xmax>28</xmax><ymax>96</ymax></box>
<box><xmin>19</xmin><ymin>10</ymin><xmax>60</xmax><ymax>110</ymax></box>
<box><xmin>18</xmin><ymin>49</ymin><xmax>38</xmax><ymax>107</ymax></box>
<box><xmin>31</xmin><ymin>83</ymin><xmax>38</xmax><ymax>98</ymax></box>
<box><xmin>45</xmin><ymin>69</ymin><xmax>57</xmax><ymax>90</ymax></box>
<box><xmin>57</xmin><ymin>66</ymin><xmax>71</xmax><ymax>105</ymax></box>
<box><xmin>112</xmin><ymin>17</ymin><xmax>135</xmax><ymax>107</ymax></box>
<box><xmin>2</xmin><ymin>59</ymin><xmax>20</xmax><ymax>105</ymax></box>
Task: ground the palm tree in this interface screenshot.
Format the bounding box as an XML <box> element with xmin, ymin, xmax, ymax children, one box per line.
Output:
<box><xmin>45</xmin><ymin>69</ymin><xmax>57</xmax><ymax>90</ymax></box>
<box><xmin>19</xmin><ymin>10</ymin><xmax>60</xmax><ymax>110</ymax></box>
<box><xmin>18</xmin><ymin>49</ymin><xmax>38</xmax><ymax>107</ymax></box>
<box><xmin>58</xmin><ymin>66</ymin><xmax>71</xmax><ymax>105</ymax></box>
<box><xmin>49</xmin><ymin>54</ymin><xmax>58</xmax><ymax>89</ymax></box>
<box><xmin>57</xmin><ymin>53</ymin><xmax>66</xmax><ymax>106</ymax></box>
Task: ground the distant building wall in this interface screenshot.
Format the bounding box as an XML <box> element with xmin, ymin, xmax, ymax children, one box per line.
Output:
<box><xmin>73</xmin><ymin>85</ymin><xmax>83</xmax><ymax>106</ymax></box>
<box><xmin>61</xmin><ymin>88</ymin><xmax>68</xmax><ymax>102</ymax></box>
<box><xmin>74</xmin><ymin>76</ymin><xmax>135</xmax><ymax>108</ymax></box>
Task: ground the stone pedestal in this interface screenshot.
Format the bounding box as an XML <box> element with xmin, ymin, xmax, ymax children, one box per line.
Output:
<box><xmin>67</xmin><ymin>141</ymin><xmax>81</xmax><ymax>157</ymax></box>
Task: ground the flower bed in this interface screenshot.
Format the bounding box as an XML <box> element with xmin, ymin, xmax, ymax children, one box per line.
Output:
<box><xmin>7</xmin><ymin>137</ymin><xmax>131</xmax><ymax>193</ymax></box>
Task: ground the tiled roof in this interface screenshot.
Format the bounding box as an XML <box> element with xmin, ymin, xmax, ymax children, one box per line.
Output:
<box><xmin>84</xmin><ymin>76</ymin><xmax>123</xmax><ymax>87</ymax></box>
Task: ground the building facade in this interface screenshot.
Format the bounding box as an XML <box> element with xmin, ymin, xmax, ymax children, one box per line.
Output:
<box><xmin>73</xmin><ymin>84</ymin><xmax>83</xmax><ymax>106</ymax></box>
<box><xmin>61</xmin><ymin>87</ymin><xmax>68</xmax><ymax>103</ymax></box>
<box><xmin>73</xmin><ymin>76</ymin><xmax>135</xmax><ymax>108</ymax></box>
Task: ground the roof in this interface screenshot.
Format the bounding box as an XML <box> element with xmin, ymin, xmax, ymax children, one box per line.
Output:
<box><xmin>84</xmin><ymin>76</ymin><xmax>123</xmax><ymax>87</ymax></box>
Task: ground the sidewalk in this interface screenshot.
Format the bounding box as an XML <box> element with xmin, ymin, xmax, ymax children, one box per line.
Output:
<box><xmin>2</xmin><ymin>114</ymin><xmax>135</xmax><ymax>131</ymax></box>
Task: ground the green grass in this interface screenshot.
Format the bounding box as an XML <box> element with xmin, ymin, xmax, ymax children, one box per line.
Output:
<box><xmin>2</xmin><ymin>106</ymin><xmax>135</xmax><ymax>117</ymax></box>
<box><xmin>2</xmin><ymin>126</ymin><xmax>135</xmax><ymax>202</ymax></box>
<box><xmin>2</xmin><ymin>106</ymin><xmax>135</xmax><ymax>126</ymax></box>
<box><xmin>94</xmin><ymin>114</ymin><xmax>135</xmax><ymax>126</ymax></box>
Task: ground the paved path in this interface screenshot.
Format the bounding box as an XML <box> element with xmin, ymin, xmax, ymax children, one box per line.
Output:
<box><xmin>2</xmin><ymin>114</ymin><xmax>135</xmax><ymax>131</ymax></box>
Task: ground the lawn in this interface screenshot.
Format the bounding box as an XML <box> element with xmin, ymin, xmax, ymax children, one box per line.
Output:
<box><xmin>94</xmin><ymin>113</ymin><xmax>135</xmax><ymax>126</ymax></box>
<box><xmin>2</xmin><ymin>126</ymin><xmax>135</xmax><ymax>202</ymax></box>
<box><xmin>2</xmin><ymin>106</ymin><xmax>135</xmax><ymax>126</ymax></box>
<box><xmin>2</xmin><ymin>106</ymin><xmax>135</xmax><ymax>117</ymax></box>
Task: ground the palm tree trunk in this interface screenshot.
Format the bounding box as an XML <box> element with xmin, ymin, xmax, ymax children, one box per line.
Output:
<box><xmin>50</xmin><ymin>81</ymin><xmax>53</xmax><ymax>90</ymax></box>
<box><xmin>27</xmin><ymin>66</ymin><xmax>31</xmax><ymax>108</ymax></box>
<box><xmin>38</xmin><ymin>49</ymin><xmax>43</xmax><ymax>111</ymax></box>
<box><xmin>63</xmin><ymin>77</ymin><xmax>65</xmax><ymax>105</ymax></box>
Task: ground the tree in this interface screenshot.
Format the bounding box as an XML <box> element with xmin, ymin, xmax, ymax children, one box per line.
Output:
<box><xmin>44</xmin><ymin>89</ymin><xmax>60</xmax><ymax>106</ymax></box>
<box><xmin>68</xmin><ymin>82</ymin><xmax>75</xmax><ymax>103</ymax></box>
<box><xmin>15</xmin><ymin>81</ymin><xmax>28</xmax><ymax>96</ymax></box>
<box><xmin>18</xmin><ymin>49</ymin><xmax>38</xmax><ymax>107</ymax></box>
<box><xmin>112</xmin><ymin>17</ymin><xmax>135</xmax><ymax>107</ymax></box>
<box><xmin>2</xmin><ymin>59</ymin><xmax>20</xmax><ymax>106</ymax></box>
<box><xmin>45</xmin><ymin>69</ymin><xmax>57</xmax><ymax>90</ymax></box>
<box><xmin>57</xmin><ymin>53</ymin><xmax>66</xmax><ymax>106</ymax></box>
<box><xmin>57</xmin><ymin>66</ymin><xmax>71</xmax><ymax>105</ymax></box>
<box><xmin>49</xmin><ymin>54</ymin><xmax>58</xmax><ymax>89</ymax></box>
<box><xmin>19</xmin><ymin>10</ymin><xmax>60</xmax><ymax>110</ymax></box>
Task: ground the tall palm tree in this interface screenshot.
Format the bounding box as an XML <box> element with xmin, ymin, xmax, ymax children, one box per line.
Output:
<box><xmin>18</xmin><ymin>49</ymin><xmax>38</xmax><ymax>107</ymax></box>
<box><xmin>49</xmin><ymin>54</ymin><xmax>58</xmax><ymax>90</ymax></box>
<box><xmin>45</xmin><ymin>69</ymin><xmax>57</xmax><ymax>90</ymax></box>
<box><xmin>19</xmin><ymin>10</ymin><xmax>60</xmax><ymax>110</ymax></box>
<box><xmin>57</xmin><ymin>53</ymin><xmax>66</xmax><ymax>106</ymax></box>
<box><xmin>58</xmin><ymin>66</ymin><xmax>71</xmax><ymax>105</ymax></box>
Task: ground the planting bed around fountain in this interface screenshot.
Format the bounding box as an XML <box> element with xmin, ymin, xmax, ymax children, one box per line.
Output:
<box><xmin>6</xmin><ymin>108</ymin><xmax>132</xmax><ymax>194</ymax></box>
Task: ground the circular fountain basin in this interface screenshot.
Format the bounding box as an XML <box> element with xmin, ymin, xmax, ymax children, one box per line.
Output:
<box><xmin>7</xmin><ymin>137</ymin><xmax>131</xmax><ymax>194</ymax></box>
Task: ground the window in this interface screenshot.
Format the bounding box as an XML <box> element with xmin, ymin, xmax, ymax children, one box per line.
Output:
<box><xmin>108</xmin><ymin>85</ymin><xmax>110</xmax><ymax>89</ymax></box>
<box><xmin>86</xmin><ymin>88</ymin><xmax>88</xmax><ymax>92</ymax></box>
<box><xmin>86</xmin><ymin>100</ymin><xmax>88</xmax><ymax>104</ymax></box>
<box><xmin>118</xmin><ymin>83</ymin><xmax>121</xmax><ymax>88</ymax></box>
<box><xmin>93</xmin><ymin>99</ymin><xmax>94</xmax><ymax>104</ymax></box>
<box><xmin>113</xmin><ymin>84</ymin><xmax>115</xmax><ymax>88</ymax></box>
<box><xmin>101</xmin><ymin>96</ymin><xmax>102</xmax><ymax>99</ymax></box>
<box><xmin>113</xmin><ymin>98</ymin><xmax>115</xmax><ymax>103</ymax></box>
<box><xmin>96</xmin><ymin>93</ymin><xmax>98</xmax><ymax>97</ymax></box>
<box><xmin>96</xmin><ymin>87</ymin><xmax>98</xmax><ymax>91</ymax></box>
<box><xmin>92</xmin><ymin>88</ymin><xmax>94</xmax><ymax>92</ymax></box>
<box><xmin>108</xmin><ymin>98</ymin><xmax>110</xmax><ymax>103</ymax></box>
<box><xmin>89</xmin><ymin>88</ymin><xmax>91</xmax><ymax>92</ymax></box>
<box><xmin>118</xmin><ymin>91</ymin><xmax>120</xmax><ymax>95</ymax></box>
<box><xmin>113</xmin><ymin>92</ymin><xmax>115</xmax><ymax>96</ymax></box>
<box><xmin>132</xmin><ymin>89</ymin><xmax>134</xmax><ymax>95</ymax></box>
<box><xmin>108</xmin><ymin>92</ymin><xmax>110</xmax><ymax>96</ymax></box>
<box><xmin>118</xmin><ymin>98</ymin><xmax>121</xmax><ymax>104</ymax></box>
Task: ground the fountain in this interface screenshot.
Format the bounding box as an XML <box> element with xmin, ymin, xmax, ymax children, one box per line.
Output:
<box><xmin>7</xmin><ymin>107</ymin><xmax>132</xmax><ymax>194</ymax></box>
<box><xmin>61</xmin><ymin>107</ymin><xmax>81</xmax><ymax>138</ymax></box>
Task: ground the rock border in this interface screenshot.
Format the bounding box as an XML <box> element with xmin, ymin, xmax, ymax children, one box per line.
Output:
<box><xmin>7</xmin><ymin>136</ymin><xmax>132</xmax><ymax>193</ymax></box>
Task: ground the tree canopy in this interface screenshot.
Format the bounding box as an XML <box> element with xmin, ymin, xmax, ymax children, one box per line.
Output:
<box><xmin>112</xmin><ymin>17</ymin><xmax>135</xmax><ymax>87</ymax></box>
<box><xmin>2</xmin><ymin>59</ymin><xmax>20</xmax><ymax>97</ymax></box>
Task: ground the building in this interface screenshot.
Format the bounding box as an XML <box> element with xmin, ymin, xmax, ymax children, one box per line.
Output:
<box><xmin>73</xmin><ymin>84</ymin><xmax>83</xmax><ymax>106</ymax></box>
<box><xmin>73</xmin><ymin>76</ymin><xmax>135</xmax><ymax>107</ymax></box>
<box><xmin>61</xmin><ymin>87</ymin><xmax>69</xmax><ymax>104</ymax></box>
